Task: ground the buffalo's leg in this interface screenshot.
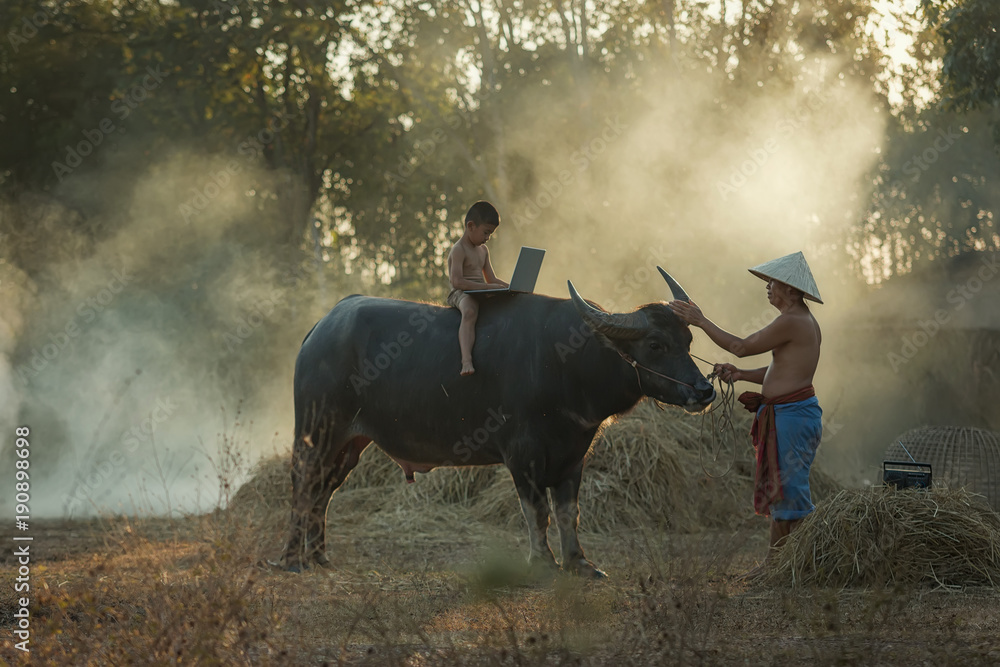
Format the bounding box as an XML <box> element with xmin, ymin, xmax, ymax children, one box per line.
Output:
<box><xmin>285</xmin><ymin>432</ymin><xmax>369</xmax><ymax>571</ymax></box>
<box><xmin>552</xmin><ymin>463</ymin><xmax>606</xmax><ymax>578</ymax></box>
<box><xmin>512</xmin><ymin>472</ymin><xmax>558</xmax><ymax>569</ymax></box>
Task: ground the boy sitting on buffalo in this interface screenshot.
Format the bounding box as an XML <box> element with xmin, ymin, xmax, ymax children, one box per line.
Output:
<box><xmin>446</xmin><ymin>201</ymin><xmax>508</xmax><ymax>375</ymax></box>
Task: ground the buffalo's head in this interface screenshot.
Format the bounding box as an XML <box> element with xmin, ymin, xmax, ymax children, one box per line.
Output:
<box><xmin>568</xmin><ymin>270</ymin><xmax>715</xmax><ymax>413</ymax></box>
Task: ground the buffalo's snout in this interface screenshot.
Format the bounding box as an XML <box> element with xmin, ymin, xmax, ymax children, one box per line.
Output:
<box><xmin>696</xmin><ymin>380</ymin><xmax>715</xmax><ymax>404</ymax></box>
<box><xmin>683</xmin><ymin>379</ymin><xmax>716</xmax><ymax>413</ymax></box>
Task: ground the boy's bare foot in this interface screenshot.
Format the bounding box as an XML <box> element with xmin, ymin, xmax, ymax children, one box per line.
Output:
<box><xmin>461</xmin><ymin>361</ymin><xmax>475</xmax><ymax>376</ymax></box>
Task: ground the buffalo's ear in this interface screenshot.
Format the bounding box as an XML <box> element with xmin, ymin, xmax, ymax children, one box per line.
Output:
<box><xmin>657</xmin><ymin>267</ymin><xmax>690</xmax><ymax>303</ymax></box>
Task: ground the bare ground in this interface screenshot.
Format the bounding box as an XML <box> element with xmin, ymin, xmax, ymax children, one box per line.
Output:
<box><xmin>2</xmin><ymin>514</ymin><xmax>999</xmax><ymax>665</ymax></box>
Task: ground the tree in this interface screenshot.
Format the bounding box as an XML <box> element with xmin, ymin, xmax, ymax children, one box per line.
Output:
<box><xmin>849</xmin><ymin>2</ymin><xmax>1000</xmax><ymax>282</ymax></box>
<box><xmin>921</xmin><ymin>0</ymin><xmax>1000</xmax><ymax>113</ymax></box>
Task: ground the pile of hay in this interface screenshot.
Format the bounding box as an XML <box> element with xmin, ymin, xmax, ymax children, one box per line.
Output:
<box><xmin>230</xmin><ymin>401</ymin><xmax>841</xmax><ymax>537</ymax></box>
<box><xmin>227</xmin><ymin>455</ymin><xmax>293</xmax><ymax>537</ymax></box>
<box><xmin>471</xmin><ymin>401</ymin><xmax>839</xmax><ymax>533</ymax></box>
<box><xmin>768</xmin><ymin>486</ymin><xmax>1000</xmax><ymax>588</ymax></box>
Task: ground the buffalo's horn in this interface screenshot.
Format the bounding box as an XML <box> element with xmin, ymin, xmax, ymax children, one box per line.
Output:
<box><xmin>567</xmin><ymin>281</ymin><xmax>647</xmax><ymax>340</ymax></box>
<box><xmin>657</xmin><ymin>266</ymin><xmax>690</xmax><ymax>303</ymax></box>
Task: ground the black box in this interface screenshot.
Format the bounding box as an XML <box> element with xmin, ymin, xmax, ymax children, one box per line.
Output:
<box><xmin>883</xmin><ymin>461</ymin><xmax>932</xmax><ymax>489</ymax></box>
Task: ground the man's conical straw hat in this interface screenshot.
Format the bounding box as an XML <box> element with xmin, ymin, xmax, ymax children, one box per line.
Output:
<box><xmin>748</xmin><ymin>251</ymin><xmax>823</xmax><ymax>303</ymax></box>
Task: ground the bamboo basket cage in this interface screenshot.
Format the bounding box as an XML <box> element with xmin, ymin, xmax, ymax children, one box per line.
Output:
<box><xmin>884</xmin><ymin>426</ymin><xmax>1000</xmax><ymax>511</ymax></box>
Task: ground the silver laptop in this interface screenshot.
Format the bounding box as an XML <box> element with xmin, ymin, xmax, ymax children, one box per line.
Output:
<box><xmin>470</xmin><ymin>246</ymin><xmax>546</xmax><ymax>294</ymax></box>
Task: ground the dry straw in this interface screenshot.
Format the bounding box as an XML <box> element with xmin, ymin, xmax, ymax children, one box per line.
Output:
<box><xmin>230</xmin><ymin>401</ymin><xmax>841</xmax><ymax>539</ymax></box>
<box><xmin>767</xmin><ymin>486</ymin><xmax>1000</xmax><ymax>588</ymax></box>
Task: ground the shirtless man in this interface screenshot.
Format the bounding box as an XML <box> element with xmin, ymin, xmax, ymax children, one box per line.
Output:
<box><xmin>446</xmin><ymin>201</ymin><xmax>508</xmax><ymax>375</ymax></box>
<box><xmin>668</xmin><ymin>251</ymin><xmax>823</xmax><ymax>574</ymax></box>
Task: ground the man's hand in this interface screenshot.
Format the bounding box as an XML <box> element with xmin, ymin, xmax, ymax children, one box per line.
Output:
<box><xmin>713</xmin><ymin>363</ymin><xmax>741</xmax><ymax>382</ymax></box>
<box><xmin>668</xmin><ymin>299</ymin><xmax>706</xmax><ymax>327</ymax></box>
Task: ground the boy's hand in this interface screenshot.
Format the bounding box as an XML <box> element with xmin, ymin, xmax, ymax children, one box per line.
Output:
<box><xmin>713</xmin><ymin>363</ymin><xmax>741</xmax><ymax>382</ymax></box>
<box><xmin>668</xmin><ymin>299</ymin><xmax>706</xmax><ymax>327</ymax></box>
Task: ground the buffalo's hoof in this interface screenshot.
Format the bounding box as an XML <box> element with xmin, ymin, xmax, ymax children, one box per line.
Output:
<box><xmin>272</xmin><ymin>551</ymin><xmax>329</xmax><ymax>573</ymax></box>
<box><xmin>271</xmin><ymin>558</ymin><xmax>304</xmax><ymax>573</ymax></box>
<box><xmin>565</xmin><ymin>558</ymin><xmax>607</xmax><ymax>580</ymax></box>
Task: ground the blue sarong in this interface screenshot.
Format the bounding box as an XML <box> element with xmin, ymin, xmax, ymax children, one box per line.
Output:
<box><xmin>759</xmin><ymin>396</ymin><xmax>823</xmax><ymax>520</ymax></box>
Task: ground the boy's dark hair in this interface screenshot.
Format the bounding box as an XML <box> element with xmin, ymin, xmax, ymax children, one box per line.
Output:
<box><xmin>465</xmin><ymin>200</ymin><xmax>500</xmax><ymax>227</ymax></box>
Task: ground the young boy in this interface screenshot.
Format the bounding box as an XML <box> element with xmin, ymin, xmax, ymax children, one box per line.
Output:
<box><xmin>446</xmin><ymin>201</ymin><xmax>509</xmax><ymax>375</ymax></box>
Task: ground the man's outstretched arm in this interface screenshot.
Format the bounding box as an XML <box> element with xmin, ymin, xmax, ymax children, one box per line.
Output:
<box><xmin>668</xmin><ymin>300</ymin><xmax>793</xmax><ymax>358</ymax></box>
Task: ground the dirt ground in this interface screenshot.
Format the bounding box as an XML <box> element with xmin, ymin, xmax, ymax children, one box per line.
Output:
<box><xmin>2</xmin><ymin>514</ymin><xmax>999</xmax><ymax>665</ymax></box>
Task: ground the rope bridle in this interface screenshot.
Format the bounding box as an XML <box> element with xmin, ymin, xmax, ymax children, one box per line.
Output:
<box><xmin>697</xmin><ymin>366</ymin><xmax>740</xmax><ymax>478</ymax></box>
<box><xmin>617</xmin><ymin>348</ymin><xmax>742</xmax><ymax>477</ymax></box>
<box><xmin>617</xmin><ymin>350</ymin><xmax>698</xmax><ymax>391</ymax></box>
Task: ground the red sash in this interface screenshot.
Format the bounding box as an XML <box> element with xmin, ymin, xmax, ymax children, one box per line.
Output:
<box><xmin>738</xmin><ymin>385</ymin><xmax>816</xmax><ymax>517</ymax></box>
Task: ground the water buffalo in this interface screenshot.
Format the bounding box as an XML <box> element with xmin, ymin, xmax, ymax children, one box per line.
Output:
<box><xmin>283</xmin><ymin>269</ymin><xmax>715</xmax><ymax>576</ymax></box>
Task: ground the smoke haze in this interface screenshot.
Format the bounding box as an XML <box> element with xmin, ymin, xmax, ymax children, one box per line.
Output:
<box><xmin>1</xmin><ymin>34</ymin><xmax>996</xmax><ymax>519</ymax></box>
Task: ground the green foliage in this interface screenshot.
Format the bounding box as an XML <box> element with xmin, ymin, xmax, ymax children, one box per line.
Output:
<box><xmin>1</xmin><ymin>0</ymin><xmax>998</xmax><ymax>289</ymax></box>
<box><xmin>848</xmin><ymin>2</ymin><xmax>1000</xmax><ymax>281</ymax></box>
<box><xmin>921</xmin><ymin>0</ymin><xmax>1000</xmax><ymax>113</ymax></box>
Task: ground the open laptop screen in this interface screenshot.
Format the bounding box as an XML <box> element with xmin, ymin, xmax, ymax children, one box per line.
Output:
<box><xmin>471</xmin><ymin>246</ymin><xmax>546</xmax><ymax>294</ymax></box>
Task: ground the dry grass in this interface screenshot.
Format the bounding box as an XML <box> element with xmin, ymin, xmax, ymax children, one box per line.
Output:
<box><xmin>230</xmin><ymin>400</ymin><xmax>842</xmax><ymax>545</ymax></box>
<box><xmin>4</xmin><ymin>512</ymin><xmax>290</xmax><ymax>664</ymax></box>
<box><xmin>768</xmin><ymin>486</ymin><xmax>1000</xmax><ymax>588</ymax></box>
<box><xmin>9</xmin><ymin>515</ymin><xmax>1000</xmax><ymax>666</ymax></box>
<box><xmin>17</xmin><ymin>406</ymin><xmax>1000</xmax><ymax>664</ymax></box>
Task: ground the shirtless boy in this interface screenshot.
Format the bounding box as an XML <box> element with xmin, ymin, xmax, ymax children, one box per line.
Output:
<box><xmin>446</xmin><ymin>201</ymin><xmax>509</xmax><ymax>375</ymax></box>
<box><xmin>668</xmin><ymin>251</ymin><xmax>823</xmax><ymax>574</ymax></box>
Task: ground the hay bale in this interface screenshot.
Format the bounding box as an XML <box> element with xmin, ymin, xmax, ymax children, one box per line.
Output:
<box><xmin>580</xmin><ymin>410</ymin><xmax>713</xmax><ymax>532</ymax></box>
<box><xmin>465</xmin><ymin>400</ymin><xmax>839</xmax><ymax>534</ymax></box>
<box><xmin>469</xmin><ymin>472</ymin><xmax>521</xmax><ymax>530</ymax></box>
<box><xmin>226</xmin><ymin>455</ymin><xmax>291</xmax><ymax>536</ymax></box>
<box><xmin>230</xmin><ymin>400</ymin><xmax>841</xmax><ymax>538</ymax></box>
<box><xmin>338</xmin><ymin>446</ymin><xmax>401</xmax><ymax>489</ymax></box>
<box><xmin>768</xmin><ymin>486</ymin><xmax>1000</xmax><ymax>588</ymax></box>
<box><xmin>401</xmin><ymin>465</ymin><xmax>502</xmax><ymax>505</ymax></box>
